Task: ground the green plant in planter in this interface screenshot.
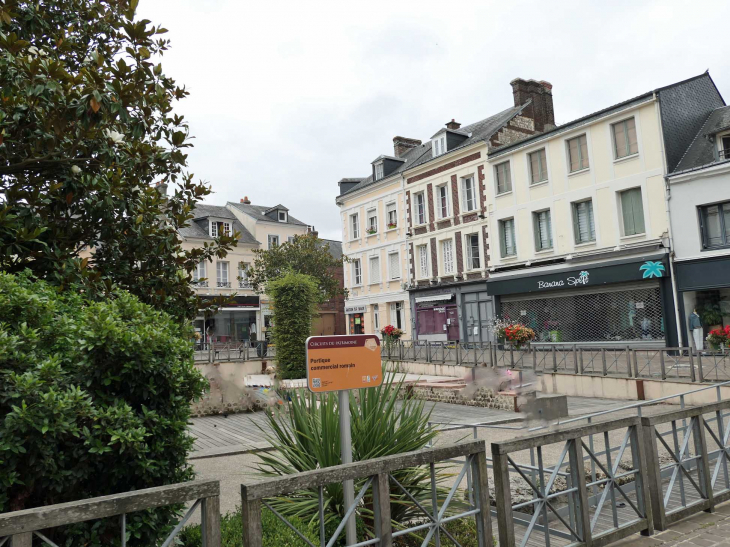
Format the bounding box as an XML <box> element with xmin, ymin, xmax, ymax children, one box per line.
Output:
<box><xmin>255</xmin><ymin>370</ymin><xmax>445</xmax><ymax>540</ymax></box>
<box><xmin>699</xmin><ymin>302</ymin><xmax>724</xmax><ymax>327</ymax></box>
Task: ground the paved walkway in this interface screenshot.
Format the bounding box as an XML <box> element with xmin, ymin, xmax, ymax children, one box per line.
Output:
<box><xmin>188</xmin><ymin>396</ymin><xmax>629</xmax><ymax>458</ymax></box>
<box><xmin>614</xmin><ymin>502</ymin><xmax>730</xmax><ymax>547</ymax></box>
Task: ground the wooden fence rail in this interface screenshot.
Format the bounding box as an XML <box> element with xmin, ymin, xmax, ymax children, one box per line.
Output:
<box><xmin>0</xmin><ymin>480</ymin><xmax>221</xmax><ymax>547</ymax></box>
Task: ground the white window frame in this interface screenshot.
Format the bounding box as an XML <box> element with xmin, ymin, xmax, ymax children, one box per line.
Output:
<box><xmin>352</xmin><ymin>259</ymin><xmax>362</xmax><ymax>286</ymax></box>
<box><xmin>462</xmin><ymin>176</ymin><xmax>477</xmax><ymax>212</ymax></box>
<box><xmin>210</xmin><ymin>221</ymin><xmax>218</xmax><ymax>237</ymax></box>
<box><xmin>528</xmin><ymin>148</ymin><xmax>549</xmax><ymax>185</ymax></box>
<box><xmin>572</xmin><ymin>199</ymin><xmax>596</xmax><ymax>244</ymax></box>
<box><xmin>350</xmin><ymin>213</ymin><xmax>360</xmax><ymax>239</ymax></box>
<box><xmin>417</xmin><ymin>244</ymin><xmax>429</xmax><ymax>279</ymax></box>
<box><xmin>436</xmin><ymin>184</ymin><xmax>449</xmax><ymax>219</ymax></box>
<box><xmin>238</xmin><ymin>263</ymin><xmax>250</xmax><ymax>288</ymax></box>
<box><xmin>193</xmin><ymin>260</ymin><xmax>207</xmax><ymax>283</ymax></box>
<box><xmin>268</xmin><ymin>234</ymin><xmax>279</xmax><ymax>248</ymax></box>
<box><xmin>441</xmin><ymin>238</ymin><xmax>454</xmax><ymax>275</ymax></box>
<box><xmin>432</xmin><ymin>135</ymin><xmax>446</xmax><ymax>157</ymax></box>
<box><xmin>374</xmin><ymin>162</ymin><xmax>384</xmax><ymax>180</ymax></box>
<box><xmin>390</xmin><ymin>302</ymin><xmax>403</xmax><ymax>329</ymax></box>
<box><xmin>369</xmin><ymin>255</ymin><xmax>380</xmax><ymax>285</ymax></box>
<box><xmin>278</xmin><ymin>211</ymin><xmax>287</xmax><ymax>222</ymax></box>
<box><xmin>366</xmin><ymin>208</ymin><xmax>378</xmax><ymax>235</ymax></box>
<box><xmin>216</xmin><ymin>261</ymin><xmax>229</xmax><ymax>287</ymax></box>
<box><xmin>386</xmin><ymin>202</ymin><xmax>397</xmax><ymax>229</ymax></box>
<box><xmin>414</xmin><ymin>192</ymin><xmax>426</xmax><ymax>225</ymax></box>
<box><xmin>465</xmin><ymin>233</ymin><xmax>481</xmax><ymax>271</ymax></box>
<box><xmin>373</xmin><ymin>304</ymin><xmax>380</xmax><ymax>330</ymax></box>
<box><xmin>494</xmin><ymin>161</ymin><xmax>512</xmax><ymax>195</ymax></box>
<box><xmin>388</xmin><ymin>251</ymin><xmax>401</xmax><ymax>280</ymax></box>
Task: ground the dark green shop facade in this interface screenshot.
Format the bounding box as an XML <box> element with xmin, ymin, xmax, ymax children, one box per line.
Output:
<box><xmin>487</xmin><ymin>255</ymin><xmax>679</xmax><ymax>347</ymax></box>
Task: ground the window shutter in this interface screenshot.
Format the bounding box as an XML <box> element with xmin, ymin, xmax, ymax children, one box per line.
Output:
<box><xmin>621</xmin><ymin>190</ymin><xmax>635</xmax><ymax>235</ymax></box>
<box><xmin>533</xmin><ymin>214</ymin><xmax>541</xmax><ymax>251</ymax></box>
<box><xmin>546</xmin><ymin>212</ymin><xmax>553</xmax><ymax>248</ymax></box>
<box><xmin>500</xmin><ymin>222</ymin><xmax>507</xmax><ymax>257</ymax></box>
<box><xmin>389</xmin><ymin>253</ymin><xmax>399</xmax><ymax>279</ymax></box>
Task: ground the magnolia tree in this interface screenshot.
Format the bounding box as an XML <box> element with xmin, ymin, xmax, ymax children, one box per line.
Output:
<box><xmin>0</xmin><ymin>0</ymin><xmax>236</xmax><ymax>322</ymax></box>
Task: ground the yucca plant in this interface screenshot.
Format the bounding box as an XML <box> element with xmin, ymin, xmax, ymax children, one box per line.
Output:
<box><xmin>255</xmin><ymin>369</ymin><xmax>447</xmax><ymax>537</ymax></box>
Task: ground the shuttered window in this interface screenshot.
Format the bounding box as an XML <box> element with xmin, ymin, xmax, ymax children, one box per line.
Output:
<box><xmin>369</xmin><ymin>256</ymin><xmax>380</xmax><ymax>284</ymax></box>
<box><xmin>216</xmin><ymin>261</ymin><xmax>229</xmax><ymax>287</ymax></box>
<box><xmin>529</xmin><ymin>149</ymin><xmax>548</xmax><ymax>184</ymax></box>
<box><xmin>353</xmin><ymin>259</ymin><xmax>362</xmax><ymax>285</ymax></box>
<box><xmin>533</xmin><ymin>210</ymin><xmax>553</xmax><ymax>251</ymax></box>
<box><xmin>388</xmin><ymin>252</ymin><xmax>400</xmax><ymax>279</ymax></box>
<box><xmin>572</xmin><ymin>200</ymin><xmax>596</xmax><ymax>244</ymax></box>
<box><xmin>499</xmin><ymin>219</ymin><xmax>516</xmax><ymax>257</ymax></box>
<box><xmin>613</xmin><ymin>118</ymin><xmax>638</xmax><ymax>159</ymax></box>
<box><xmin>386</xmin><ymin>202</ymin><xmax>397</xmax><ymax>228</ymax></box>
<box><xmin>466</xmin><ymin>233</ymin><xmax>480</xmax><ymax>270</ymax></box>
<box><xmin>415</xmin><ymin>193</ymin><xmax>426</xmax><ymax>225</ymax></box>
<box><xmin>418</xmin><ymin>245</ymin><xmax>429</xmax><ymax>278</ymax></box>
<box><xmin>620</xmin><ymin>188</ymin><xmax>645</xmax><ymax>236</ymax></box>
<box><xmin>495</xmin><ymin>161</ymin><xmax>512</xmax><ymax>194</ymax></box>
<box><xmin>350</xmin><ymin>213</ymin><xmax>359</xmax><ymax>239</ymax></box>
<box><xmin>567</xmin><ymin>135</ymin><xmax>589</xmax><ymax>172</ymax></box>
<box><xmin>441</xmin><ymin>239</ymin><xmax>454</xmax><ymax>274</ymax></box>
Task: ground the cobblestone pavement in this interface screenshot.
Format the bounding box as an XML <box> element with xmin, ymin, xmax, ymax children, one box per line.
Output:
<box><xmin>613</xmin><ymin>503</ymin><xmax>730</xmax><ymax>547</ymax></box>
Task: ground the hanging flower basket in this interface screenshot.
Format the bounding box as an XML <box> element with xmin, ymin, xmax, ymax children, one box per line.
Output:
<box><xmin>490</xmin><ymin>318</ymin><xmax>536</xmax><ymax>350</ymax></box>
<box><xmin>707</xmin><ymin>326</ymin><xmax>730</xmax><ymax>352</ymax></box>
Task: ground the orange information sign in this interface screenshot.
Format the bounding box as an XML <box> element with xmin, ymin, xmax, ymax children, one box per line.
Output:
<box><xmin>306</xmin><ymin>335</ymin><xmax>382</xmax><ymax>393</ymax></box>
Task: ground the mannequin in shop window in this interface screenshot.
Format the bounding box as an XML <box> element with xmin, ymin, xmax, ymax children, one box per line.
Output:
<box><xmin>689</xmin><ymin>308</ymin><xmax>703</xmax><ymax>353</ymax></box>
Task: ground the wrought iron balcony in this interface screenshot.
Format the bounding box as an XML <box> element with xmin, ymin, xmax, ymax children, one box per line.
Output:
<box><xmin>217</xmin><ymin>281</ymin><xmax>232</xmax><ymax>288</ymax></box>
<box><xmin>239</xmin><ymin>280</ymin><xmax>252</xmax><ymax>289</ymax></box>
<box><xmin>191</xmin><ymin>280</ymin><xmax>208</xmax><ymax>288</ymax></box>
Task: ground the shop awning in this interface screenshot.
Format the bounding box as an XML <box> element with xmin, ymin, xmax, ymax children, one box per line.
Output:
<box><xmin>415</xmin><ymin>294</ymin><xmax>454</xmax><ymax>303</ymax></box>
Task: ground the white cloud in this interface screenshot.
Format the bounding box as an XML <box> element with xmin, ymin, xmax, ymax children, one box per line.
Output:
<box><xmin>139</xmin><ymin>0</ymin><xmax>730</xmax><ymax>240</ymax></box>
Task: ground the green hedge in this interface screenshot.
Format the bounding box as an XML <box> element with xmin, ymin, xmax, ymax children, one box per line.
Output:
<box><xmin>0</xmin><ymin>272</ymin><xmax>207</xmax><ymax>546</ymax></box>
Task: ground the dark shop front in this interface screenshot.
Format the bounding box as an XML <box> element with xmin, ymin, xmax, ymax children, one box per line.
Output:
<box><xmin>487</xmin><ymin>255</ymin><xmax>677</xmax><ymax>346</ymax></box>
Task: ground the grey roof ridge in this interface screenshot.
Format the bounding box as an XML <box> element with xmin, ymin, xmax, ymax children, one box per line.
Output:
<box><xmin>402</xmin><ymin>102</ymin><xmax>529</xmax><ymax>175</ymax></box>
<box><xmin>672</xmin><ymin>109</ymin><xmax>718</xmax><ymax>174</ymax></box>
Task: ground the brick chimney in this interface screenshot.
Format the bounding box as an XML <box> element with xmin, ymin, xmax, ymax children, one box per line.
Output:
<box><xmin>510</xmin><ymin>78</ymin><xmax>555</xmax><ymax>132</ymax></box>
<box><xmin>393</xmin><ymin>136</ymin><xmax>422</xmax><ymax>158</ymax></box>
<box><xmin>445</xmin><ymin>119</ymin><xmax>461</xmax><ymax>130</ymax></box>
<box><xmin>308</xmin><ymin>225</ymin><xmax>319</xmax><ymax>238</ymax></box>
<box><xmin>240</xmin><ymin>196</ymin><xmax>251</xmax><ymax>204</ymax></box>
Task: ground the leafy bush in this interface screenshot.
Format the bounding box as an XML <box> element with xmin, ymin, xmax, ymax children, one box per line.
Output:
<box><xmin>179</xmin><ymin>507</ymin><xmax>319</xmax><ymax>547</ymax></box>
<box><xmin>267</xmin><ymin>271</ymin><xmax>320</xmax><ymax>379</ymax></box>
<box><xmin>0</xmin><ymin>272</ymin><xmax>207</xmax><ymax>546</ymax></box>
<box><xmin>255</xmin><ymin>370</ymin><xmax>442</xmax><ymax>536</ymax></box>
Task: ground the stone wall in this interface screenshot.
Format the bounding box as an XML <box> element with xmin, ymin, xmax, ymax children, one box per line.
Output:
<box><xmin>408</xmin><ymin>385</ymin><xmax>515</xmax><ymax>410</ymax></box>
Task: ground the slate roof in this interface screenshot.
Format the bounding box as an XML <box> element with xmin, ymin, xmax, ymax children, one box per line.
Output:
<box><xmin>180</xmin><ymin>204</ymin><xmax>259</xmax><ymax>244</ymax></box>
<box><xmin>228</xmin><ymin>202</ymin><xmax>308</xmax><ymax>226</ymax></box>
<box><xmin>339</xmin><ymin>104</ymin><xmax>525</xmax><ymax>197</ymax></box>
<box><xmin>672</xmin><ymin>106</ymin><xmax>730</xmax><ymax>174</ymax></box>
<box><xmin>319</xmin><ymin>239</ymin><xmax>343</xmax><ymax>260</ymax></box>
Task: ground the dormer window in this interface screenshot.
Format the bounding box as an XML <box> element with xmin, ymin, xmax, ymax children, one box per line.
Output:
<box><xmin>278</xmin><ymin>211</ymin><xmax>287</xmax><ymax>222</ymax></box>
<box><xmin>432</xmin><ymin>135</ymin><xmax>446</xmax><ymax>157</ymax></box>
<box><xmin>210</xmin><ymin>220</ymin><xmax>231</xmax><ymax>237</ymax></box>
<box><xmin>374</xmin><ymin>162</ymin><xmax>384</xmax><ymax>180</ymax></box>
<box><xmin>720</xmin><ymin>134</ymin><xmax>730</xmax><ymax>160</ymax></box>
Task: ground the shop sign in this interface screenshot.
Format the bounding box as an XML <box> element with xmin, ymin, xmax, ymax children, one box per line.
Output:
<box><xmin>306</xmin><ymin>335</ymin><xmax>382</xmax><ymax>393</ymax></box>
<box><xmin>488</xmin><ymin>256</ymin><xmax>668</xmax><ymax>296</ymax></box>
<box><xmin>345</xmin><ymin>305</ymin><xmax>366</xmax><ymax>314</ymax></box>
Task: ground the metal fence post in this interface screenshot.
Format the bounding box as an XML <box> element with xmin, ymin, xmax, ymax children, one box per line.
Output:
<box><xmin>372</xmin><ymin>473</ymin><xmax>392</xmax><ymax>547</ymax></box>
<box><xmin>399</xmin><ymin>341</ymin><xmax>404</xmax><ymax>361</ymax></box>
<box><xmin>532</xmin><ymin>345</ymin><xmax>537</xmax><ymax>370</ymax></box>
<box><xmin>601</xmin><ymin>348</ymin><xmax>607</xmax><ymax>376</ymax></box>
<box><xmin>573</xmin><ymin>345</ymin><xmax>579</xmax><ymax>374</ymax></box>
<box><xmin>694</xmin><ymin>414</ymin><xmax>715</xmax><ymax>512</ymax></box>
<box><xmin>698</xmin><ymin>353</ymin><xmax>705</xmax><ymax>382</ymax></box>
<box><xmin>660</xmin><ymin>350</ymin><xmax>666</xmax><ymax>380</ymax></box>
<box><xmin>426</xmin><ymin>341</ymin><xmax>431</xmax><ymax>363</ymax></box>
<box><xmin>633</xmin><ymin>349</ymin><xmax>640</xmax><ymax>378</ymax></box>
<box><xmin>201</xmin><ymin>495</ymin><xmax>222</xmax><ymax>547</ymax></box>
<box><xmin>491</xmin><ymin>446</ymin><xmax>515</xmax><ymax>547</ymax></box>
<box><xmin>632</xmin><ymin>422</ymin><xmax>654</xmax><ymax>536</ymax></box>
<box><xmin>552</xmin><ymin>345</ymin><xmax>557</xmax><ymax>372</ymax></box>
<box><xmin>455</xmin><ymin>341</ymin><xmax>461</xmax><ymax>365</ymax></box>
<box><xmin>578</xmin><ymin>347</ymin><xmax>584</xmax><ymax>374</ymax></box>
<box><xmin>442</xmin><ymin>342</ymin><xmax>446</xmax><ymax>364</ymax></box>
<box><xmin>689</xmin><ymin>349</ymin><xmax>697</xmax><ymax>382</ymax></box>
<box><xmin>471</xmin><ymin>449</ymin><xmax>493</xmax><ymax>547</ymax></box>
<box><xmin>509</xmin><ymin>344</ymin><xmax>514</xmax><ymax>368</ymax></box>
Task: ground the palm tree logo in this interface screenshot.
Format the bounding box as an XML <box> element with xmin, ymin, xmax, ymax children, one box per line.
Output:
<box><xmin>640</xmin><ymin>261</ymin><xmax>665</xmax><ymax>279</ymax></box>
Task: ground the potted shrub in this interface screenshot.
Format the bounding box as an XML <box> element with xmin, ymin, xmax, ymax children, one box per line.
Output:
<box><xmin>707</xmin><ymin>326</ymin><xmax>730</xmax><ymax>352</ymax></box>
<box><xmin>387</xmin><ymin>222</ymin><xmax>397</xmax><ymax>229</ymax></box>
<box><xmin>366</xmin><ymin>227</ymin><xmax>377</xmax><ymax>235</ymax></box>
<box><xmin>699</xmin><ymin>301</ymin><xmax>724</xmax><ymax>331</ymax></box>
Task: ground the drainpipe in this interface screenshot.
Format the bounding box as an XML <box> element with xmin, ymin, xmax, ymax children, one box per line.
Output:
<box><xmin>654</xmin><ymin>92</ymin><xmax>685</xmax><ymax>346</ymax></box>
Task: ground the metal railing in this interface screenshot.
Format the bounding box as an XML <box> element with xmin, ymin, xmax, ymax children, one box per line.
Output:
<box><xmin>0</xmin><ymin>480</ymin><xmax>221</xmax><ymax>547</ymax></box>
<box><xmin>240</xmin><ymin>440</ymin><xmax>492</xmax><ymax>547</ymax></box>
<box><xmin>194</xmin><ymin>340</ymin><xmax>275</xmax><ymax>363</ymax></box>
<box><xmin>384</xmin><ymin>339</ymin><xmax>730</xmax><ymax>383</ymax></box>
<box><xmin>216</xmin><ymin>281</ymin><xmax>232</xmax><ymax>288</ymax></box>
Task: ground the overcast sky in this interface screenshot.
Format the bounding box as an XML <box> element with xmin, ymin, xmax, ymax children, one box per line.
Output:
<box><xmin>140</xmin><ymin>0</ymin><xmax>730</xmax><ymax>241</ymax></box>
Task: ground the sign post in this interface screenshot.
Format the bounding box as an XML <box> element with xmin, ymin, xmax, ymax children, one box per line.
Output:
<box><xmin>306</xmin><ymin>335</ymin><xmax>382</xmax><ymax>545</ymax></box>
